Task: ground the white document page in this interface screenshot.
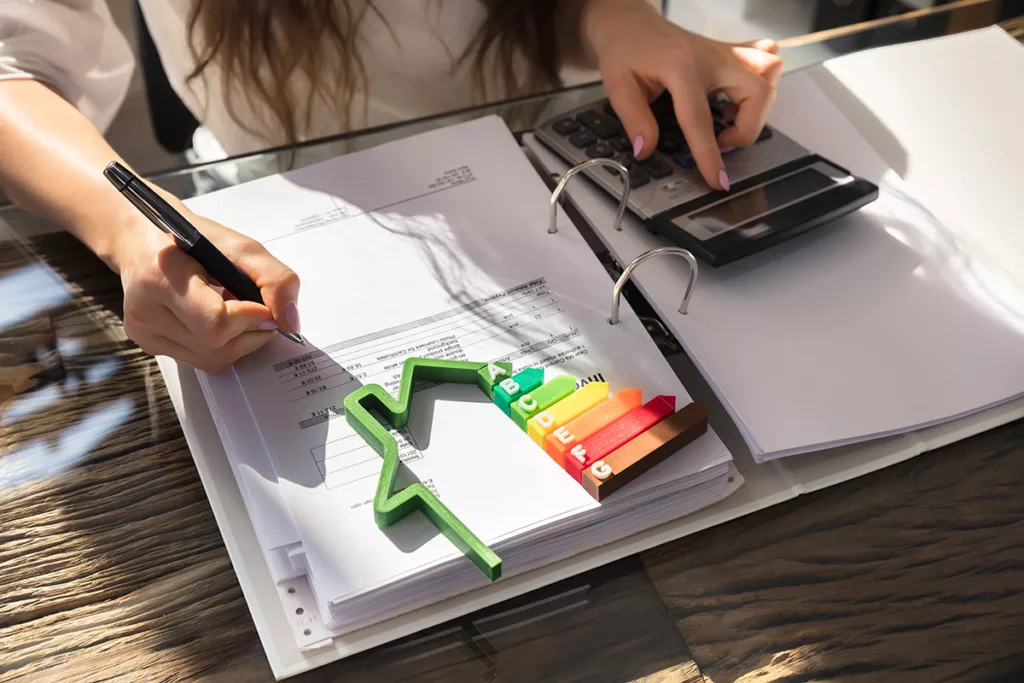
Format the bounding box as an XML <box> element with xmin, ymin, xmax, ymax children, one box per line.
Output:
<box><xmin>183</xmin><ymin>116</ymin><xmax>731</xmax><ymax>614</ymax></box>
<box><xmin>524</xmin><ymin>67</ymin><xmax>1024</xmax><ymax>461</ymax></box>
<box><xmin>814</xmin><ymin>27</ymin><xmax>1024</xmax><ymax>295</ymax></box>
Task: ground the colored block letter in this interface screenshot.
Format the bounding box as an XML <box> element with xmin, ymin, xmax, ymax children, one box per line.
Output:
<box><xmin>527</xmin><ymin>382</ymin><xmax>609</xmax><ymax>447</ymax></box>
<box><xmin>493</xmin><ymin>367</ymin><xmax>544</xmax><ymax>416</ymax></box>
<box><xmin>581</xmin><ymin>403</ymin><xmax>708</xmax><ymax>501</ymax></box>
<box><xmin>545</xmin><ymin>388</ymin><xmax>642</xmax><ymax>467</ymax></box>
<box><xmin>510</xmin><ymin>374</ymin><xmax>576</xmax><ymax>430</ymax></box>
<box><xmin>476</xmin><ymin>361</ymin><xmax>513</xmax><ymax>399</ymax></box>
<box><xmin>564</xmin><ymin>395</ymin><xmax>677</xmax><ymax>483</ymax></box>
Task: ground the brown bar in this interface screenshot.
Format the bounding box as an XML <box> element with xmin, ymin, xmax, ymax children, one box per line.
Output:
<box><xmin>581</xmin><ymin>402</ymin><xmax>708</xmax><ymax>501</ymax></box>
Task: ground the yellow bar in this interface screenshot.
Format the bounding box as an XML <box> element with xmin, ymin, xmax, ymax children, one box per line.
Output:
<box><xmin>527</xmin><ymin>382</ymin><xmax>610</xmax><ymax>447</ymax></box>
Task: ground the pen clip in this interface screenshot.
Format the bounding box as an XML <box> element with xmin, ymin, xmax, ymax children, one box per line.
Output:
<box><xmin>105</xmin><ymin>161</ymin><xmax>201</xmax><ymax>248</ymax></box>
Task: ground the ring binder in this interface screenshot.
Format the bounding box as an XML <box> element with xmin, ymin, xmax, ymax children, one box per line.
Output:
<box><xmin>549</xmin><ymin>158</ymin><xmax>630</xmax><ymax>234</ymax></box>
<box><xmin>609</xmin><ymin>247</ymin><xmax>698</xmax><ymax>324</ymax></box>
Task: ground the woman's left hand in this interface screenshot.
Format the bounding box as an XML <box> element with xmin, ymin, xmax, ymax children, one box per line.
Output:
<box><xmin>579</xmin><ymin>0</ymin><xmax>783</xmax><ymax>191</ymax></box>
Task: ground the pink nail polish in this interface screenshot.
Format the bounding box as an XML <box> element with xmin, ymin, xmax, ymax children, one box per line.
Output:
<box><xmin>632</xmin><ymin>135</ymin><xmax>645</xmax><ymax>158</ymax></box>
<box><xmin>285</xmin><ymin>302</ymin><xmax>301</xmax><ymax>333</ymax></box>
<box><xmin>259</xmin><ymin>320</ymin><xmax>277</xmax><ymax>331</ymax></box>
<box><xmin>719</xmin><ymin>169</ymin><xmax>731</xmax><ymax>192</ymax></box>
<box><xmin>719</xmin><ymin>147</ymin><xmax>736</xmax><ymax>154</ymax></box>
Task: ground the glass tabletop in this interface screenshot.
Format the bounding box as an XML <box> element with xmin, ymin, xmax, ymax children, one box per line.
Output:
<box><xmin>2</xmin><ymin>4</ymin><xmax>1022</xmax><ymax>682</ymax></box>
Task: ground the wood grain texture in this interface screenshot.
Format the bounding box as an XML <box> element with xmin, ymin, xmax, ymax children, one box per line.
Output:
<box><xmin>643</xmin><ymin>419</ymin><xmax>1024</xmax><ymax>683</ymax></box>
<box><xmin>0</xmin><ymin>234</ymin><xmax>260</xmax><ymax>682</ymax></box>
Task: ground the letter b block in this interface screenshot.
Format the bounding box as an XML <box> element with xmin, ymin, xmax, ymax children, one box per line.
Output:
<box><xmin>493</xmin><ymin>368</ymin><xmax>544</xmax><ymax>416</ymax></box>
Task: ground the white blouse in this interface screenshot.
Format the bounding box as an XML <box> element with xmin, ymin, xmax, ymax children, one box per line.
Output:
<box><xmin>0</xmin><ymin>0</ymin><xmax>600</xmax><ymax>157</ymax></box>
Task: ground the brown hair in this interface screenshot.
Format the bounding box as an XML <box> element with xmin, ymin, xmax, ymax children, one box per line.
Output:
<box><xmin>185</xmin><ymin>0</ymin><xmax>563</xmax><ymax>147</ymax></box>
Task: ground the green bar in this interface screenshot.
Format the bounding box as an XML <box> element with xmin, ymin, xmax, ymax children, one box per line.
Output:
<box><xmin>493</xmin><ymin>367</ymin><xmax>544</xmax><ymax>416</ymax></box>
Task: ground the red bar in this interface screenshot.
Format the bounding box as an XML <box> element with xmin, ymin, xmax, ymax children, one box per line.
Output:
<box><xmin>564</xmin><ymin>395</ymin><xmax>676</xmax><ymax>483</ymax></box>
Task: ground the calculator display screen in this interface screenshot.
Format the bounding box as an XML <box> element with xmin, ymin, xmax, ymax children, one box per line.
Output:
<box><xmin>684</xmin><ymin>168</ymin><xmax>835</xmax><ymax>240</ymax></box>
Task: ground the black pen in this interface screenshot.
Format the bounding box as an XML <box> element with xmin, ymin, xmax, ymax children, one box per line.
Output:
<box><xmin>103</xmin><ymin>161</ymin><xmax>305</xmax><ymax>345</ymax></box>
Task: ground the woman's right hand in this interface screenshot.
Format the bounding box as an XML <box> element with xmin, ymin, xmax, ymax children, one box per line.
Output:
<box><xmin>114</xmin><ymin>208</ymin><xmax>301</xmax><ymax>374</ymax></box>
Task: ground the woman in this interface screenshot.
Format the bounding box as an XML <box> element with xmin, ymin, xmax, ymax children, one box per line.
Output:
<box><xmin>0</xmin><ymin>0</ymin><xmax>782</xmax><ymax>374</ymax></box>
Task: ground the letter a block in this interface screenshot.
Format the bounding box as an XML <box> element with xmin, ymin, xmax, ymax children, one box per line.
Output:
<box><xmin>476</xmin><ymin>361</ymin><xmax>513</xmax><ymax>399</ymax></box>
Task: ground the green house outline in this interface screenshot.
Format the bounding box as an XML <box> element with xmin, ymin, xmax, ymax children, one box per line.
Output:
<box><xmin>343</xmin><ymin>357</ymin><xmax>515</xmax><ymax>581</ymax></box>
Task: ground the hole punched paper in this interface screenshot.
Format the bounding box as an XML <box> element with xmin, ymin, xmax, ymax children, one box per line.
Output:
<box><xmin>183</xmin><ymin>116</ymin><xmax>735</xmax><ymax>636</ymax></box>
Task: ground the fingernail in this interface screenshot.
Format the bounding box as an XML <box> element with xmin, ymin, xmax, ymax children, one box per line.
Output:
<box><xmin>259</xmin><ymin>319</ymin><xmax>277</xmax><ymax>331</ymax></box>
<box><xmin>632</xmin><ymin>135</ymin><xmax>645</xmax><ymax>157</ymax></box>
<box><xmin>285</xmin><ymin>302</ymin><xmax>301</xmax><ymax>333</ymax></box>
<box><xmin>719</xmin><ymin>169</ymin><xmax>731</xmax><ymax>192</ymax></box>
<box><xmin>719</xmin><ymin>146</ymin><xmax>735</xmax><ymax>154</ymax></box>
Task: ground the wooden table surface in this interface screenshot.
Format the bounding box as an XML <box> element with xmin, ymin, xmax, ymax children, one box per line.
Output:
<box><xmin>3</xmin><ymin>11</ymin><xmax>1024</xmax><ymax>683</ymax></box>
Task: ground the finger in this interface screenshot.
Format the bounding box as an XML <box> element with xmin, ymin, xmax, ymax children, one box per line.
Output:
<box><xmin>230</xmin><ymin>246</ymin><xmax>302</xmax><ymax>335</ymax></box>
<box><xmin>740</xmin><ymin>38</ymin><xmax>779</xmax><ymax>55</ymax></box>
<box><xmin>715</xmin><ymin>70</ymin><xmax>776</xmax><ymax>149</ymax></box>
<box><xmin>734</xmin><ymin>45</ymin><xmax>783</xmax><ymax>87</ymax></box>
<box><xmin>665</xmin><ymin>75</ymin><xmax>727</xmax><ymax>190</ymax></box>
<box><xmin>157</xmin><ymin>248</ymin><xmax>275</xmax><ymax>346</ymax></box>
<box><xmin>125</xmin><ymin>305</ymin><xmax>231</xmax><ymax>373</ymax></box>
<box><xmin>603</xmin><ymin>69</ymin><xmax>659</xmax><ymax>159</ymax></box>
<box><xmin>257</xmin><ymin>263</ymin><xmax>301</xmax><ymax>336</ymax></box>
<box><xmin>153</xmin><ymin>303</ymin><xmax>276</xmax><ymax>369</ymax></box>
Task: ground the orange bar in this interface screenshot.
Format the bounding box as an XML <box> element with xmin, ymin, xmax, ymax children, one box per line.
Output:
<box><xmin>545</xmin><ymin>388</ymin><xmax>641</xmax><ymax>467</ymax></box>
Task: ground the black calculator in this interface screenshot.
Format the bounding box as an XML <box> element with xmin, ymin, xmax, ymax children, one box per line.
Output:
<box><xmin>534</xmin><ymin>92</ymin><xmax>879</xmax><ymax>266</ymax></box>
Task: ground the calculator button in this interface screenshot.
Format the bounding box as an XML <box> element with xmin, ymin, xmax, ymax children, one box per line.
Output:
<box><xmin>585</xmin><ymin>141</ymin><xmax>615</xmax><ymax>159</ymax></box>
<box><xmin>568</xmin><ymin>129</ymin><xmax>597</xmax><ymax>148</ymax></box>
<box><xmin>673</xmin><ymin>153</ymin><xmax>697</xmax><ymax>170</ymax></box>
<box><xmin>642</xmin><ymin>156</ymin><xmax>673</xmax><ymax>179</ymax></box>
<box><xmin>610</xmin><ymin>136</ymin><xmax>632</xmax><ymax>153</ymax></box>
<box><xmin>658</xmin><ymin>134</ymin><xmax>685</xmax><ymax>155</ymax></box>
<box><xmin>628</xmin><ymin>166</ymin><xmax>650</xmax><ymax>187</ymax></box>
<box><xmin>553</xmin><ymin>117</ymin><xmax>580</xmax><ymax>135</ymax></box>
<box><xmin>650</xmin><ymin>92</ymin><xmax>676</xmax><ymax>125</ymax></box>
<box><xmin>603</xmin><ymin>102</ymin><xmax>619</xmax><ymax>119</ymax></box>
<box><xmin>576</xmin><ymin>110</ymin><xmax>620</xmax><ymax>139</ymax></box>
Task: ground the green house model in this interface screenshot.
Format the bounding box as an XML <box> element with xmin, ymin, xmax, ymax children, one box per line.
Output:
<box><xmin>343</xmin><ymin>357</ymin><xmax>707</xmax><ymax>581</ymax></box>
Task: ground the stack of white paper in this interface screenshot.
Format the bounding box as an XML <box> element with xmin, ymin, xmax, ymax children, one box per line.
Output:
<box><xmin>184</xmin><ymin>116</ymin><xmax>736</xmax><ymax>636</ymax></box>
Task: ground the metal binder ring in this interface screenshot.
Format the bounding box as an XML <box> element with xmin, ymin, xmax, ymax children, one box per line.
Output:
<box><xmin>609</xmin><ymin>247</ymin><xmax>698</xmax><ymax>325</ymax></box>
<box><xmin>549</xmin><ymin>158</ymin><xmax>631</xmax><ymax>234</ymax></box>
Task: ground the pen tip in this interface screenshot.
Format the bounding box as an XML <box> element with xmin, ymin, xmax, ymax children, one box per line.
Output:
<box><xmin>277</xmin><ymin>329</ymin><xmax>306</xmax><ymax>345</ymax></box>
